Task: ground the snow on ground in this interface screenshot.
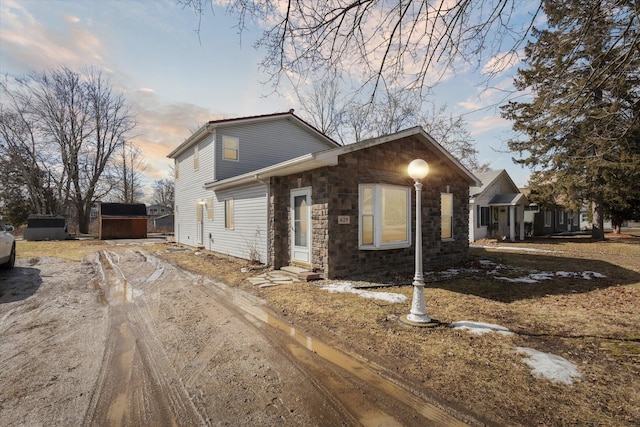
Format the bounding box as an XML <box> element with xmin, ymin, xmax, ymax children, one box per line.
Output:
<box><xmin>517</xmin><ymin>347</ymin><xmax>583</xmax><ymax>385</ymax></box>
<box><xmin>320</xmin><ymin>282</ymin><xmax>407</xmax><ymax>304</ymax></box>
<box><xmin>450</xmin><ymin>322</ymin><xmax>583</xmax><ymax>385</ymax></box>
<box><xmin>470</xmin><ymin>245</ymin><xmax>559</xmax><ymax>253</ymax></box>
<box><xmin>449</xmin><ymin>321</ymin><xmax>514</xmax><ymax>335</ymax></box>
<box><xmin>496</xmin><ymin>270</ymin><xmax>607</xmax><ymax>283</ymax></box>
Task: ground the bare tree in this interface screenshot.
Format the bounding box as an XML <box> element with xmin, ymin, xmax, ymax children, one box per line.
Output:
<box><xmin>153</xmin><ymin>178</ymin><xmax>175</xmax><ymax>209</ymax></box>
<box><xmin>181</xmin><ymin>1</ymin><xmax>543</xmax><ymax>94</ymax></box>
<box><xmin>0</xmin><ymin>67</ymin><xmax>136</xmax><ymax>233</ymax></box>
<box><xmin>298</xmin><ymin>79</ymin><xmax>485</xmax><ymax>171</ymax></box>
<box><xmin>112</xmin><ymin>140</ymin><xmax>147</xmax><ymax>203</ymax></box>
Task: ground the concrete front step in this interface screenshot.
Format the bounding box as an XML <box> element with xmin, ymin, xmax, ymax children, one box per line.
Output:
<box><xmin>280</xmin><ymin>265</ymin><xmax>321</xmax><ymax>282</ymax></box>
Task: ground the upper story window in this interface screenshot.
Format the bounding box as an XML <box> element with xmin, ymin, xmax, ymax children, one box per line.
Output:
<box><xmin>194</xmin><ymin>145</ymin><xmax>199</xmax><ymax>170</ymax></box>
<box><xmin>359</xmin><ymin>184</ymin><xmax>410</xmax><ymax>250</ymax></box>
<box><xmin>222</xmin><ymin>135</ymin><xmax>239</xmax><ymax>161</ymax></box>
<box><xmin>441</xmin><ymin>193</ymin><xmax>453</xmax><ymax>239</ymax></box>
<box><xmin>175</xmin><ymin>160</ymin><xmax>179</xmax><ymax>179</ymax></box>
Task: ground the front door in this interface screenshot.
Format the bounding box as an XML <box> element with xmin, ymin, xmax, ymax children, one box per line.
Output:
<box><xmin>290</xmin><ymin>188</ymin><xmax>311</xmax><ymax>265</ymax></box>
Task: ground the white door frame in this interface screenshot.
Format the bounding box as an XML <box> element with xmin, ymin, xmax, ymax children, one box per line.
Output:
<box><xmin>290</xmin><ymin>187</ymin><xmax>312</xmax><ymax>265</ymax></box>
<box><xmin>196</xmin><ymin>202</ymin><xmax>204</xmax><ymax>246</ymax></box>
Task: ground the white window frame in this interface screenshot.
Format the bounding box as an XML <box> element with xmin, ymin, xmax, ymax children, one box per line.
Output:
<box><xmin>222</xmin><ymin>135</ymin><xmax>239</xmax><ymax>161</ymax></box>
<box><xmin>441</xmin><ymin>192</ymin><xmax>454</xmax><ymax>240</ymax></box>
<box><xmin>225</xmin><ymin>199</ymin><xmax>234</xmax><ymax>229</ymax></box>
<box><xmin>206</xmin><ymin>198</ymin><xmax>213</xmax><ymax>220</ymax></box>
<box><xmin>358</xmin><ymin>184</ymin><xmax>411</xmax><ymax>250</ymax></box>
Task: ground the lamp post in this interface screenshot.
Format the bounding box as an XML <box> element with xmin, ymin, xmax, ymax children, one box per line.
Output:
<box><xmin>402</xmin><ymin>159</ymin><xmax>439</xmax><ymax>326</ymax></box>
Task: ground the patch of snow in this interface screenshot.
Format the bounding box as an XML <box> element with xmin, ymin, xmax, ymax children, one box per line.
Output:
<box><xmin>479</xmin><ymin>259</ymin><xmax>495</xmax><ymax>265</ymax></box>
<box><xmin>582</xmin><ymin>271</ymin><xmax>606</xmax><ymax>279</ymax></box>
<box><xmin>320</xmin><ymin>282</ymin><xmax>407</xmax><ymax>304</ymax></box>
<box><xmin>449</xmin><ymin>321</ymin><xmax>513</xmax><ymax>336</ymax></box>
<box><xmin>471</xmin><ymin>245</ymin><xmax>558</xmax><ymax>253</ymax></box>
<box><xmin>517</xmin><ymin>347</ymin><xmax>582</xmax><ymax>385</ymax></box>
<box><xmin>496</xmin><ymin>270</ymin><xmax>607</xmax><ymax>283</ymax></box>
<box><xmin>442</xmin><ymin>268</ymin><xmax>460</xmax><ymax>276</ymax></box>
<box><xmin>496</xmin><ymin>276</ymin><xmax>539</xmax><ymax>283</ymax></box>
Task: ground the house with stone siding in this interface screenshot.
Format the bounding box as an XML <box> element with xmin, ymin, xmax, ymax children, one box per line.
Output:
<box><xmin>167</xmin><ymin>111</ymin><xmax>339</xmax><ymax>257</ymax></box>
<box><xmin>170</xmin><ymin>113</ymin><xmax>480</xmax><ymax>279</ymax></box>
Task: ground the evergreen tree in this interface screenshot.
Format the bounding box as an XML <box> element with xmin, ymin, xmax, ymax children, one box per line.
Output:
<box><xmin>502</xmin><ymin>0</ymin><xmax>640</xmax><ymax>239</ymax></box>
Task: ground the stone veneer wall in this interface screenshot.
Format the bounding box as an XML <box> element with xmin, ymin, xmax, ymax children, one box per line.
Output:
<box><xmin>270</xmin><ymin>135</ymin><xmax>472</xmax><ymax>279</ymax></box>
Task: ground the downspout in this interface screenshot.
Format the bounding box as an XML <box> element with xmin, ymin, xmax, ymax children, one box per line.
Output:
<box><xmin>255</xmin><ymin>175</ymin><xmax>271</xmax><ymax>267</ymax></box>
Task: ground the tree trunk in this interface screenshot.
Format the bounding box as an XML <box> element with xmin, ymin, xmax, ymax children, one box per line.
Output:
<box><xmin>591</xmin><ymin>200</ymin><xmax>605</xmax><ymax>240</ymax></box>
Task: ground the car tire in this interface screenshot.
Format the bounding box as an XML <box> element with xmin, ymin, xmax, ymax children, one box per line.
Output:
<box><xmin>2</xmin><ymin>243</ymin><xmax>15</xmax><ymax>269</ymax></box>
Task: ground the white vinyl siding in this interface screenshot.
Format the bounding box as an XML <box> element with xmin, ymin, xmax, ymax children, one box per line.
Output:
<box><xmin>213</xmin><ymin>184</ymin><xmax>268</xmax><ymax>262</ymax></box>
<box><xmin>173</xmin><ymin>135</ymin><xmax>214</xmax><ymax>247</ymax></box>
<box><xmin>359</xmin><ymin>184</ymin><xmax>410</xmax><ymax>250</ymax></box>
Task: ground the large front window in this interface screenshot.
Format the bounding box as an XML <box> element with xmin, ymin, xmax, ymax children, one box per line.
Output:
<box><xmin>359</xmin><ymin>184</ymin><xmax>410</xmax><ymax>249</ymax></box>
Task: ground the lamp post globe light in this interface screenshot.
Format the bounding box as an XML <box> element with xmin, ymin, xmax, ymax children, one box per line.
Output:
<box><xmin>401</xmin><ymin>159</ymin><xmax>439</xmax><ymax>327</ymax></box>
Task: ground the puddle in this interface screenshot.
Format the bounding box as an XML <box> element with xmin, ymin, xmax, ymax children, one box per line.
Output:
<box><xmin>97</xmin><ymin>251</ymin><xmax>138</xmax><ymax>305</ymax></box>
<box><xmin>233</xmin><ymin>293</ymin><xmax>467</xmax><ymax>426</ymax></box>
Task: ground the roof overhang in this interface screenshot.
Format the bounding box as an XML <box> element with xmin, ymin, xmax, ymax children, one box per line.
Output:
<box><xmin>205</xmin><ymin>126</ymin><xmax>481</xmax><ymax>191</ymax></box>
<box><xmin>204</xmin><ymin>150</ymin><xmax>340</xmax><ymax>191</ymax></box>
<box><xmin>487</xmin><ymin>193</ymin><xmax>529</xmax><ymax>206</ymax></box>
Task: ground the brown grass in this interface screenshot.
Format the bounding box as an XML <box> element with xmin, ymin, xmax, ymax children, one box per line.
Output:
<box><xmin>16</xmin><ymin>239</ymin><xmax>109</xmax><ymax>261</ymax></box>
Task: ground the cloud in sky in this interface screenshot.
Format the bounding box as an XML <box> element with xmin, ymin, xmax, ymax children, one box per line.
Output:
<box><xmin>0</xmin><ymin>1</ymin><xmax>104</xmax><ymax>72</ymax></box>
<box><xmin>130</xmin><ymin>89</ymin><xmax>222</xmax><ymax>182</ymax></box>
<box><xmin>469</xmin><ymin>115</ymin><xmax>510</xmax><ymax>136</ymax></box>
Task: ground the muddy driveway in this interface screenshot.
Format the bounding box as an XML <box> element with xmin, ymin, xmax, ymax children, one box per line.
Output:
<box><xmin>0</xmin><ymin>243</ymin><xmax>464</xmax><ymax>426</ymax></box>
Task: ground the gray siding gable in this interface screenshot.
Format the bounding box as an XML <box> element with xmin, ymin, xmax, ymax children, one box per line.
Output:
<box><xmin>214</xmin><ymin>118</ymin><xmax>334</xmax><ymax>181</ymax></box>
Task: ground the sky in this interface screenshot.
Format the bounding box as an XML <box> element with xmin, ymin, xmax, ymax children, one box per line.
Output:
<box><xmin>0</xmin><ymin>0</ymin><xmax>535</xmax><ymax>200</ymax></box>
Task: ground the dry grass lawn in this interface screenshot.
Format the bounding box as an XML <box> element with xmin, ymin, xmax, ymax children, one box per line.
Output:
<box><xmin>16</xmin><ymin>234</ymin><xmax>640</xmax><ymax>426</ymax></box>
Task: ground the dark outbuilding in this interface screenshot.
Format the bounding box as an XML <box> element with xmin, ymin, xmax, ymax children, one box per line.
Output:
<box><xmin>99</xmin><ymin>203</ymin><xmax>148</xmax><ymax>240</ymax></box>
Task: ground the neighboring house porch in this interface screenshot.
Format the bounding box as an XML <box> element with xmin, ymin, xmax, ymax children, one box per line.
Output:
<box><xmin>469</xmin><ymin>170</ymin><xmax>528</xmax><ymax>242</ymax></box>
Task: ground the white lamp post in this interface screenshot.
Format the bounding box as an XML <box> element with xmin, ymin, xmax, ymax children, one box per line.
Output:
<box><xmin>402</xmin><ymin>159</ymin><xmax>439</xmax><ymax>326</ymax></box>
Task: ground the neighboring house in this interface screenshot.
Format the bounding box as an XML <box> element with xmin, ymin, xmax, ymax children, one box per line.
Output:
<box><xmin>469</xmin><ymin>170</ymin><xmax>529</xmax><ymax>242</ymax></box>
<box><xmin>520</xmin><ymin>188</ymin><xmax>581</xmax><ymax>236</ymax></box>
<box><xmin>147</xmin><ymin>204</ymin><xmax>172</xmax><ymax>217</ymax></box>
<box><xmin>169</xmin><ymin>111</ymin><xmax>479</xmax><ymax>279</ymax></box>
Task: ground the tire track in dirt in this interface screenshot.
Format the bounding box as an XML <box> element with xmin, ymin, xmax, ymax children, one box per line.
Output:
<box><xmin>84</xmin><ymin>250</ymin><xmax>205</xmax><ymax>426</ymax></box>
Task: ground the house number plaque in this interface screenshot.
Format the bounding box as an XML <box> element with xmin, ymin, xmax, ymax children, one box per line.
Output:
<box><xmin>338</xmin><ymin>216</ymin><xmax>350</xmax><ymax>224</ymax></box>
